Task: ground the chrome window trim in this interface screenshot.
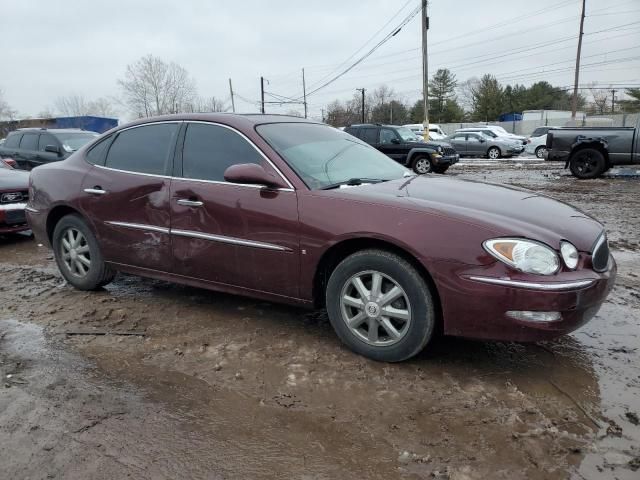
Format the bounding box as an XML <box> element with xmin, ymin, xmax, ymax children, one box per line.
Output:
<box><xmin>105</xmin><ymin>221</ymin><xmax>170</xmax><ymax>234</ymax></box>
<box><xmin>170</xmin><ymin>175</ymin><xmax>294</xmax><ymax>192</ymax></box>
<box><xmin>94</xmin><ymin>164</ymin><xmax>172</xmax><ymax>179</ymax></box>
<box><xmin>171</xmin><ymin>228</ymin><xmax>291</xmax><ymax>252</ymax></box>
<box><xmin>467</xmin><ymin>276</ymin><xmax>595</xmax><ymax>291</ymax></box>
<box><xmin>182</xmin><ymin>120</ymin><xmax>296</xmax><ymax>190</ymax></box>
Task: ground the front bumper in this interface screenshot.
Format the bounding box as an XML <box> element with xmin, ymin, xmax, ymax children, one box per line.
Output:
<box><xmin>431</xmin><ymin>256</ymin><xmax>617</xmax><ymax>342</ymax></box>
<box><xmin>0</xmin><ymin>202</ymin><xmax>30</xmax><ymax>234</ymax></box>
<box><xmin>432</xmin><ymin>153</ymin><xmax>459</xmax><ymax>166</ymax></box>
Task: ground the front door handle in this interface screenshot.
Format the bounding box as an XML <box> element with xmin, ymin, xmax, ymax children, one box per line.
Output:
<box><xmin>177</xmin><ymin>198</ymin><xmax>203</xmax><ymax>207</ymax></box>
<box><xmin>84</xmin><ymin>186</ymin><xmax>107</xmax><ymax>195</ymax></box>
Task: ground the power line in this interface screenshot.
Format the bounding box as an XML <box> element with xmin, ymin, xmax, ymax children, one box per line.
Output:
<box><xmin>300</xmin><ymin>3</ymin><xmax>422</xmax><ymax>99</ymax></box>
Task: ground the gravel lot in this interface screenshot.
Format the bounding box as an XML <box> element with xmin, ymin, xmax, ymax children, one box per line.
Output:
<box><xmin>1</xmin><ymin>158</ymin><xmax>639</xmax><ymax>479</ymax></box>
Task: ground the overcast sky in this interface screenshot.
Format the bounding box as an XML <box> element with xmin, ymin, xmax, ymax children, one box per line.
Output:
<box><xmin>2</xmin><ymin>0</ymin><xmax>639</xmax><ymax>121</ymax></box>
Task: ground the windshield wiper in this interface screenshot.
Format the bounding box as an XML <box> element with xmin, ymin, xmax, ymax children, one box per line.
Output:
<box><xmin>320</xmin><ymin>178</ymin><xmax>386</xmax><ymax>190</ymax></box>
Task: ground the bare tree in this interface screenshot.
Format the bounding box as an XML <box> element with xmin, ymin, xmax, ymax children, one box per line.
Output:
<box><xmin>0</xmin><ymin>89</ymin><xmax>17</xmax><ymax>120</ymax></box>
<box><xmin>588</xmin><ymin>85</ymin><xmax>609</xmax><ymax>115</ymax></box>
<box><xmin>118</xmin><ymin>54</ymin><xmax>197</xmax><ymax>117</ymax></box>
<box><xmin>186</xmin><ymin>96</ymin><xmax>227</xmax><ymax>113</ymax></box>
<box><xmin>54</xmin><ymin>95</ymin><xmax>117</xmax><ymax>117</ymax></box>
<box><xmin>457</xmin><ymin>77</ymin><xmax>480</xmax><ymax>115</ymax></box>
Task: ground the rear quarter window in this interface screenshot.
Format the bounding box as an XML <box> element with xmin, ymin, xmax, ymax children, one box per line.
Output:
<box><xmin>19</xmin><ymin>133</ymin><xmax>39</xmax><ymax>150</ymax></box>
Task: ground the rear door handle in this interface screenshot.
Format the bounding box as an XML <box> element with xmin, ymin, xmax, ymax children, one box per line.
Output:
<box><xmin>177</xmin><ymin>198</ymin><xmax>203</xmax><ymax>207</ymax></box>
<box><xmin>84</xmin><ymin>187</ymin><xmax>107</xmax><ymax>195</ymax></box>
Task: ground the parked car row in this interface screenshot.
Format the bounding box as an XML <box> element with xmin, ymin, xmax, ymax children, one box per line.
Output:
<box><xmin>0</xmin><ymin>157</ymin><xmax>30</xmax><ymax>234</ymax></box>
<box><xmin>0</xmin><ymin>128</ymin><xmax>99</xmax><ymax>170</ymax></box>
<box><xmin>344</xmin><ymin>124</ymin><xmax>458</xmax><ymax>174</ymax></box>
<box><xmin>24</xmin><ymin>113</ymin><xmax>616</xmax><ymax>362</ymax></box>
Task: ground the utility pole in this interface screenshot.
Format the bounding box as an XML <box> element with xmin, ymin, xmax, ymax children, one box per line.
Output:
<box><xmin>302</xmin><ymin>68</ymin><xmax>308</xmax><ymax>119</ymax></box>
<box><xmin>611</xmin><ymin>89</ymin><xmax>617</xmax><ymax>114</ymax></box>
<box><xmin>321</xmin><ymin>108</ymin><xmax>325</xmax><ymax>123</ymax></box>
<box><xmin>421</xmin><ymin>0</ymin><xmax>430</xmax><ymax>140</ymax></box>
<box><xmin>356</xmin><ymin>88</ymin><xmax>366</xmax><ymax>123</ymax></box>
<box><xmin>228</xmin><ymin>78</ymin><xmax>236</xmax><ymax>113</ymax></box>
<box><xmin>571</xmin><ymin>0</ymin><xmax>586</xmax><ymax>121</ymax></box>
<box><xmin>260</xmin><ymin>76</ymin><xmax>265</xmax><ymax>114</ymax></box>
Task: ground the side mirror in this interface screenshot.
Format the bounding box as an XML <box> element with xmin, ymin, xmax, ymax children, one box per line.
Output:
<box><xmin>391</xmin><ymin>138</ymin><xmax>401</xmax><ymax>144</ymax></box>
<box><xmin>479</xmin><ymin>138</ymin><xmax>486</xmax><ymax>143</ymax></box>
<box><xmin>224</xmin><ymin>163</ymin><xmax>288</xmax><ymax>189</ymax></box>
<box><xmin>45</xmin><ymin>145</ymin><xmax>60</xmax><ymax>154</ymax></box>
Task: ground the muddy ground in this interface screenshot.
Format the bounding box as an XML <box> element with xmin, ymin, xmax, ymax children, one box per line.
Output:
<box><xmin>1</xmin><ymin>159</ymin><xmax>638</xmax><ymax>479</ymax></box>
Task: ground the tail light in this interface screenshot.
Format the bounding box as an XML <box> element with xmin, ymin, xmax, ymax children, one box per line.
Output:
<box><xmin>2</xmin><ymin>158</ymin><xmax>16</xmax><ymax>168</ymax></box>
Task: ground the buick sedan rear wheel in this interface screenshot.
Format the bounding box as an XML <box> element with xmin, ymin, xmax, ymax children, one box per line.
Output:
<box><xmin>326</xmin><ymin>249</ymin><xmax>436</xmax><ymax>362</ymax></box>
<box><xmin>53</xmin><ymin>214</ymin><xmax>115</xmax><ymax>290</ymax></box>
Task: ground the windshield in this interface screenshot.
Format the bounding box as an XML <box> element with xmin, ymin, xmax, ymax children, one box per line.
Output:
<box><xmin>257</xmin><ymin>123</ymin><xmax>410</xmax><ymax>190</ymax></box>
<box><xmin>396</xmin><ymin>127</ymin><xmax>419</xmax><ymax>142</ymax></box>
<box><xmin>56</xmin><ymin>132</ymin><xmax>99</xmax><ymax>152</ymax></box>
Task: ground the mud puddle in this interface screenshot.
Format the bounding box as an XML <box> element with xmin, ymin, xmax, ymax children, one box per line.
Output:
<box><xmin>1</xmin><ymin>163</ymin><xmax>639</xmax><ymax>479</ymax></box>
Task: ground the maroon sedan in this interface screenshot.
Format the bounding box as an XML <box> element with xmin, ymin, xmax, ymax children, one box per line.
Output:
<box><xmin>26</xmin><ymin>114</ymin><xmax>616</xmax><ymax>362</ymax></box>
<box><xmin>0</xmin><ymin>158</ymin><xmax>30</xmax><ymax>234</ymax></box>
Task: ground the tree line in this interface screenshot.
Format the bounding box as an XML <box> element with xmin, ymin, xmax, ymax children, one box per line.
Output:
<box><xmin>325</xmin><ymin>68</ymin><xmax>640</xmax><ymax>127</ymax></box>
<box><xmin>0</xmin><ymin>57</ymin><xmax>639</xmax><ymax>123</ymax></box>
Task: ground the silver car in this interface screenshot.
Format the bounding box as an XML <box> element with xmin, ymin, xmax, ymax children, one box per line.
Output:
<box><xmin>446</xmin><ymin>132</ymin><xmax>523</xmax><ymax>159</ymax></box>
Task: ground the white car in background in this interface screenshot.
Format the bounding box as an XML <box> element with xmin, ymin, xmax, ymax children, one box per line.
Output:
<box><xmin>525</xmin><ymin>134</ymin><xmax>548</xmax><ymax>158</ymax></box>
<box><xmin>404</xmin><ymin>123</ymin><xmax>447</xmax><ymax>138</ymax></box>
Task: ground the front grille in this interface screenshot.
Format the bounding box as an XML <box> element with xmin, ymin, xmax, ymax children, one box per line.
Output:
<box><xmin>0</xmin><ymin>190</ymin><xmax>28</xmax><ymax>204</ymax></box>
<box><xmin>443</xmin><ymin>147</ymin><xmax>457</xmax><ymax>156</ymax></box>
<box><xmin>592</xmin><ymin>234</ymin><xmax>610</xmax><ymax>272</ymax></box>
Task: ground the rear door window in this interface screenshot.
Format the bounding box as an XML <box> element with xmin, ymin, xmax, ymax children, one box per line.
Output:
<box><xmin>105</xmin><ymin>123</ymin><xmax>179</xmax><ymax>175</ymax></box>
<box><xmin>361</xmin><ymin>128</ymin><xmax>378</xmax><ymax>145</ymax></box>
<box><xmin>379</xmin><ymin>129</ymin><xmax>398</xmax><ymax>145</ymax></box>
<box><xmin>19</xmin><ymin>133</ymin><xmax>39</xmax><ymax>151</ymax></box>
<box><xmin>4</xmin><ymin>133</ymin><xmax>22</xmax><ymax>148</ymax></box>
<box><xmin>181</xmin><ymin>123</ymin><xmax>264</xmax><ymax>182</ymax></box>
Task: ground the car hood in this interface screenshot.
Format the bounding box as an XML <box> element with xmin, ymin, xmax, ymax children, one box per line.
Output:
<box><xmin>0</xmin><ymin>168</ymin><xmax>29</xmax><ymax>191</ymax></box>
<box><xmin>328</xmin><ymin>175</ymin><xmax>603</xmax><ymax>252</ymax></box>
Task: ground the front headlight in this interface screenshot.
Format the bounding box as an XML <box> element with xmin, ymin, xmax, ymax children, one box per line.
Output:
<box><xmin>484</xmin><ymin>238</ymin><xmax>560</xmax><ymax>275</ymax></box>
<box><xmin>560</xmin><ymin>241</ymin><xmax>579</xmax><ymax>269</ymax></box>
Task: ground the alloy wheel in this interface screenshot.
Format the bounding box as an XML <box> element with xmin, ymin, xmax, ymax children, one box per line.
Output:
<box><xmin>340</xmin><ymin>270</ymin><xmax>412</xmax><ymax>346</ymax></box>
<box><xmin>535</xmin><ymin>147</ymin><xmax>546</xmax><ymax>159</ymax></box>
<box><xmin>574</xmin><ymin>152</ymin><xmax>598</xmax><ymax>175</ymax></box>
<box><xmin>60</xmin><ymin>227</ymin><xmax>91</xmax><ymax>277</ymax></box>
<box><xmin>414</xmin><ymin>157</ymin><xmax>431</xmax><ymax>174</ymax></box>
<box><xmin>488</xmin><ymin>147</ymin><xmax>500</xmax><ymax>159</ymax></box>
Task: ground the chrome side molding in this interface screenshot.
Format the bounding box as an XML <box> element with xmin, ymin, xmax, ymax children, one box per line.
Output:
<box><xmin>467</xmin><ymin>276</ymin><xmax>595</xmax><ymax>291</ymax></box>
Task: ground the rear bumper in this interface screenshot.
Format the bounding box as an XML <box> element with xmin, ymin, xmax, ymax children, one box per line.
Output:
<box><xmin>431</xmin><ymin>257</ymin><xmax>616</xmax><ymax>342</ymax></box>
<box><xmin>544</xmin><ymin>149</ymin><xmax>569</xmax><ymax>162</ymax></box>
<box><xmin>25</xmin><ymin>206</ymin><xmax>49</xmax><ymax>246</ymax></box>
<box><xmin>0</xmin><ymin>202</ymin><xmax>30</xmax><ymax>233</ymax></box>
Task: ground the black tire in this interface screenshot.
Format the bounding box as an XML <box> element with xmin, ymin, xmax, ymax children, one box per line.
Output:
<box><xmin>325</xmin><ymin>249</ymin><xmax>436</xmax><ymax>362</ymax></box>
<box><xmin>412</xmin><ymin>155</ymin><xmax>433</xmax><ymax>174</ymax></box>
<box><xmin>432</xmin><ymin>165</ymin><xmax>449</xmax><ymax>174</ymax></box>
<box><xmin>534</xmin><ymin>146</ymin><xmax>546</xmax><ymax>159</ymax></box>
<box><xmin>52</xmin><ymin>214</ymin><xmax>115</xmax><ymax>290</ymax></box>
<box><xmin>569</xmin><ymin>148</ymin><xmax>606</xmax><ymax>179</ymax></box>
<box><xmin>487</xmin><ymin>147</ymin><xmax>501</xmax><ymax>159</ymax></box>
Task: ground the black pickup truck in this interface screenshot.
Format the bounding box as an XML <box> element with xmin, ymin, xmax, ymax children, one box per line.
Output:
<box><xmin>344</xmin><ymin>124</ymin><xmax>459</xmax><ymax>174</ymax></box>
<box><xmin>545</xmin><ymin>116</ymin><xmax>640</xmax><ymax>179</ymax></box>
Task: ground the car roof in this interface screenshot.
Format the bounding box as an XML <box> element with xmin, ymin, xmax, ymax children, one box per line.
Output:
<box><xmin>117</xmin><ymin>113</ymin><xmax>322</xmax><ymax>132</ymax></box>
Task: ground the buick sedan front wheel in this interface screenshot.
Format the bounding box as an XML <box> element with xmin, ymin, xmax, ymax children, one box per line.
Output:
<box><xmin>326</xmin><ymin>249</ymin><xmax>436</xmax><ymax>362</ymax></box>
